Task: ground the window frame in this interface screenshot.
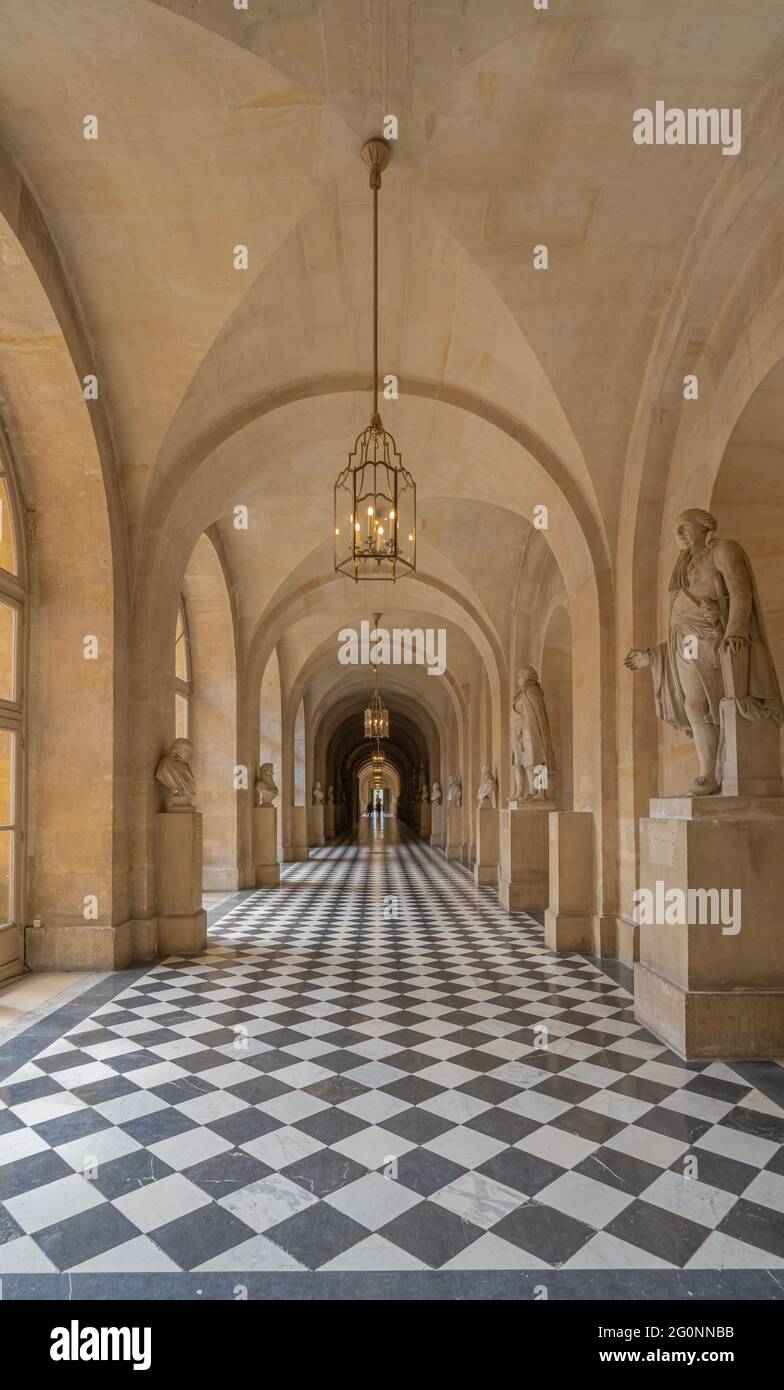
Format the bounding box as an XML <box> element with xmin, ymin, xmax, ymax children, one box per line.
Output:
<box><xmin>0</xmin><ymin>418</ymin><xmax>28</xmax><ymax>938</ymax></box>
<box><xmin>174</xmin><ymin>597</ymin><xmax>192</xmax><ymax>739</ymax></box>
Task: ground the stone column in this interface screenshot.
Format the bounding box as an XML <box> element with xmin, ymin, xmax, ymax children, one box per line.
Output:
<box><xmin>291</xmin><ymin>804</ymin><xmax>309</xmax><ymax>861</ymax></box>
<box><xmin>430</xmin><ymin>803</ymin><xmax>444</xmax><ymax>848</ymax></box>
<box><xmin>324</xmin><ymin>802</ymin><xmax>335</xmax><ymax>838</ymax></box>
<box><xmin>156</xmin><ymin>811</ymin><xmax>207</xmax><ymax>954</ymax></box>
<box><xmin>419</xmin><ymin>800</ymin><xmax>431</xmax><ymax>839</ymax></box>
<box><xmin>474</xmin><ymin>807</ymin><xmax>499</xmax><ymax>886</ymax></box>
<box><xmin>634</xmin><ymin>796</ymin><xmax>784</xmax><ymax>1059</ymax></box>
<box><xmin>499</xmin><ymin>800</ymin><xmax>557</xmax><ymax>912</ymax></box>
<box><xmin>252</xmin><ymin>806</ymin><xmax>280</xmax><ymax>887</ymax></box>
<box><xmin>544</xmin><ymin>811</ymin><xmax>593</xmax><ymax>950</ymax></box>
<box><xmin>445</xmin><ymin>806</ymin><xmax>463</xmax><ymax>860</ymax></box>
<box><xmin>309</xmin><ymin>803</ymin><xmax>325</xmax><ymax>847</ymax></box>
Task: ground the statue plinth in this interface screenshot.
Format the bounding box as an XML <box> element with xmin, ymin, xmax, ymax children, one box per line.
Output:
<box><xmin>445</xmin><ymin>805</ymin><xmax>463</xmax><ymax>859</ymax></box>
<box><xmin>635</xmin><ymin>795</ymin><xmax>784</xmax><ymax>1059</ymax></box>
<box><xmin>252</xmin><ymin>805</ymin><xmax>280</xmax><ymax>887</ymax></box>
<box><xmin>324</xmin><ymin>802</ymin><xmax>335</xmax><ymax>837</ymax></box>
<box><xmin>544</xmin><ymin>811</ymin><xmax>594</xmax><ymax>951</ymax></box>
<box><xmin>308</xmin><ymin>803</ymin><xmax>325</xmax><ymax>847</ymax></box>
<box><xmin>474</xmin><ymin>806</ymin><xmax>500</xmax><ymax>886</ymax></box>
<box><xmin>430</xmin><ymin>803</ymin><xmax>444</xmax><ymax>847</ymax></box>
<box><xmin>156</xmin><ymin>811</ymin><xmax>207</xmax><ymax>954</ymax></box>
<box><xmin>419</xmin><ymin>800</ymin><xmax>432</xmax><ymax>838</ymax></box>
<box><xmin>283</xmin><ymin>805</ymin><xmax>309</xmax><ymax>862</ymax></box>
<box><xmin>499</xmin><ymin>802</ymin><xmax>558</xmax><ymax>912</ymax></box>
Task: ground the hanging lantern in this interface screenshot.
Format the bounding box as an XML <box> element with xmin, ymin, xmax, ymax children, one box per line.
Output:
<box><xmin>371</xmin><ymin>744</ymin><xmax>384</xmax><ymax>773</ymax></box>
<box><xmin>333</xmin><ymin>138</ymin><xmax>415</xmax><ymax>582</ymax></box>
<box><xmin>364</xmin><ymin>666</ymin><xmax>389</xmax><ymax>739</ymax></box>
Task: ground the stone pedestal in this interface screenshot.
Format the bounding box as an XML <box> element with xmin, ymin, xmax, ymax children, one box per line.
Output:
<box><xmin>419</xmin><ymin>801</ymin><xmax>432</xmax><ymax>838</ymax></box>
<box><xmin>445</xmin><ymin>805</ymin><xmax>463</xmax><ymax>860</ymax></box>
<box><xmin>309</xmin><ymin>804</ymin><xmax>325</xmax><ymax>847</ymax></box>
<box><xmin>324</xmin><ymin>803</ymin><xmax>335</xmax><ymax>838</ymax></box>
<box><xmin>252</xmin><ymin>805</ymin><xmax>280</xmax><ymax>887</ymax></box>
<box><xmin>634</xmin><ymin>796</ymin><xmax>784</xmax><ymax>1059</ymax></box>
<box><xmin>156</xmin><ymin>811</ymin><xmax>207</xmax><ymax>954</ymax></box>
<box><xmin>291</xmin><ymin>804</ymin><xmax>309</xmax><ymax>861</ymax></box>
<box><xmin>499</xmin><ymin>801</ymin><xmax>557</xmax><ymax>912</ymax></box>
<box><xmin>544</xmin><ymin>811</ymin><xmax>593</xmax><ymax>950</ymax></box>
<box><xmin>430</xmin><ymin>804</ymin><xmax>444</xmax><ymax>848</ymax></box>
<box><xmin>720</xmin><ymin>698</ymin><xmax>784</xmax><ymax>797</ymax></box>
<box><xmin>474</xmin><ymin>807</ymin><xmax>499</xmax><ymax>886</ymax></box>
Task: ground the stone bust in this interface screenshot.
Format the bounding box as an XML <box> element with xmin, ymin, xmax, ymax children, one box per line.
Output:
<box><xmin>156</xmin><ymin>738</ymin><xmax>196</xmax><ymax>812</ymax></box>
<box><xmin>511</xmin><ymin>666</ymin><xmax>556</xmax><ymax>800</ymax></box>
<box><xmin>255</xmin><ymin>762</ymin><xmax>278</xmax><ymax>806</ymax></box>
<box><xmin>327</xmin><ymin>784</ymin><xmax>335</xmax><ymax>804</ymax></box>
<box><xmin>447</xmin><ymin>776</ymin><xmax>462</xmax><ymax>807</ymax></box>
<box><xmin>625</xmin><ymin>508</ymin><xmax>784</xmax><ymax>796</ymax></box>
<box><xmin>312</xmin><ymin>781</ymin><xmax>324</xmax><ymax>805</ymax></box>
<box><xmin>477</xmin><ymin>766</ymin><xmax>498</xmax><ymax>808</ymax></box>
<box><xmin>430</xmin><ymin>782</ymin><xmax>442</xmax><ymax>804</ymax></box>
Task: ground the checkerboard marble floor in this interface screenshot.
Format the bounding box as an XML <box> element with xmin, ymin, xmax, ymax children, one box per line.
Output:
<box><xmin>1</xmin><ymin>817</ymin><xmax>783</xmax><ymax>1277</ymax></box>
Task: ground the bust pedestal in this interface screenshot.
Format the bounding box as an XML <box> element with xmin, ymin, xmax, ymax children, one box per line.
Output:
<box><xmin>634</xmin><ymin>795</ymin><xmax>784</xmax><ymax>1059</ymax></box>
<box><xmin>156</xmin><ymin>811</ymin><xmax>207</xmax><ymax>954</ymax></box>
<box><xmin>324</xmin><ymin>803</ymin><xmax>335</xmax><ymax>837</ymax></box>
<box><xmin>419</xmin><ymin>801</ymin><xmax>432</xmax><ymax>838</ymax></box>
<box><xmin>474</xmin><ymin>807</ymin><xmax>499</xmax><ymax>886</ymax></box>
<box><xmin>544</xmin><ymin>811</ymin><xmax>593</xmax><ymax>950</ymax></box>
<box><xmin>445</xmin><ymin>805</ymin><xmax>463</xmax><ymax>859</ymax></box>
<box><xmin>252</xmin><ymin>805</ymin><xmax>280</xmax><ymax>887</ymax></box>
<box><xmin>309</xmin><ymin>804</ymin><xmax>325</xmax><ymax>847</ymax></box>
<box><xmin>291</xmin><ymin>804</ymin><xmax>309</xmax><ymax>861</ymax></box>
<box><xmin>499</xmin><ymin>800</ymin><xmax>558</xmax><ymax>912</ymax></box>
<box><xmin>430</xmin><ymin>803</ymin><xmax>444</xmax><ymax>848</ymax></box>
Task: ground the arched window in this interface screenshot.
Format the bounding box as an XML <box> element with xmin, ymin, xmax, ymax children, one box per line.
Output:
<box><xmin>174</xmin><ymin>599</ymin><xmax>191</xmax><ymax>738</ymax></box>
<box><xmin>0</xmin><ymin>421</ymin><xmax>27</xmax><ymax>937</ymax></box>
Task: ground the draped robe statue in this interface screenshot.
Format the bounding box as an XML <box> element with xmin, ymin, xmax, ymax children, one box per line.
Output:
<box><xmin>625</xmin><ymin>509</ymin><xmax>784</xmax><ymax>796</ymax></box>
<box><xmin>511</xmin><ymin>668</ymin><xmax>556</xmax><ymax>800</ymax></box>
<box><xmin>477</xmin><ymin>766</ymin><xmax>498</xmax><ymax>808</ymax></box>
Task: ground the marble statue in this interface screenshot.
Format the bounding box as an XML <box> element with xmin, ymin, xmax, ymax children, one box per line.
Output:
<box><xmin>430</xmin><ymin>782</ymin><xmax>442</xmax><ymax>804</ymax></box>
<box><xmin>511</xmin><ymin>666</ymin><xmax>556</xmax><ymax>800</ymax></box>
<box><xmin>255</xmin><ymin>762</ymin><xmax>278</xmax><ymax>806</ymax></box>
<box><xmin>421</xmin><ymin>783</ymin><xmax>429</xmax><ymax>803</ymax></box>
<box><xmin>477</xmin><ymin>766</ymin><xmax>498</xmax><ymax>809</ymax></box>
<box><xmin>312</xmin><ymin>781</ymin><xmax>324</xmax><ymax>805</ymax></box>
<box><xmin>156</xmin><ymin>738</ymin><xmax>196</xmax><ymax>812</ymax></box>
<box><xmin>327</xmin><ymin>785</ymin><xmax>335</xmax><ymax>804</ymax></box>
<box><xmin>625</xmin><ymin>509</ymin><xmax>784</xmax><ymax>796</ymax></box>
<box><xmin>447</xmin><ymin>776</ymin><xmax>462</xmax><ymax>807</ymax></box>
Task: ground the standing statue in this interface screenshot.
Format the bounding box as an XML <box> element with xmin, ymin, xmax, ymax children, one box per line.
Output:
<box><xmin>447</xmin><ymin>776</ymin><xmax>462</xmax><ymax>807</ymax></box>
<box><xmin>255</xmin><ymin>762</ymin><xmax>278</xmax><ymax>806</ymax></box>
<box><xmin>430</xmin><ymin>782</ymin><xmax>442</xmax><ymax>804</ymax></box>
<box><xmin>625</xmin><ymin>509</ymin><xmax>784</xmax><ymax>796</ymax></box>
<box><xmin>156</xmin><ymin>738</ymin><xmax>196</xmax><ymax>812</ymax></box>
<box><xmin>477</xmin><ymin>766</ymin><xmax>498</xmax><ymax>808</ymax></box>
<box><xmin>511</xmin><ymin>667</ymin><xmax>556</xmax><ymax>800</ymax></box>
<box><xmin>312</xmin><ymin>781</ymin><xmax>324</xmax><ymax>805</ymax></box>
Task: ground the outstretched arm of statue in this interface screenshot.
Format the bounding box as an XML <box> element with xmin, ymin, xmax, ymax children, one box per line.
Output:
<box><xmin>713</xmin><ymin>540</ymin><xmax>752</xmax><ymax>654</ymax></box>
<box><xmin>624</xmin><ymin>648</ymin><xmax>653</xmax><ymax>670</ymax></box>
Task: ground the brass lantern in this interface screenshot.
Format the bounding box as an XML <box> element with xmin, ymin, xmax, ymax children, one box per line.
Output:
<box><xmin>364</xmin><ymin>666</ymin><xmax>389</xmax><ymax>739</ymax></box>
<box><xmin>333</xmin><ymin>138</ymin><xmax>416</xmax><ymax>582</ymax></box>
